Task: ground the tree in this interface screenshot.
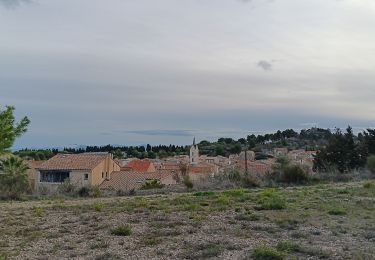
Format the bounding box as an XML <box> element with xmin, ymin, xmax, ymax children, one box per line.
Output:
<box><xmin>0</xmin><ymin>156</ymin><xmax>29</xmax><ymax>199</ymax></box>
<box><xmin>230</xmin><ymin>143</ymin><xmax>242</xmax><ymax>154</ymax></box>
<box><xmin>238</xmin><ymin>138</ymin><xmax>247</xmax><ymax>145</ymax></box>
<box><xmin>0</xmin><ymin>106</ymin><xmax>30</xmax><ymax>155</ymax></box>
<box><xmin>367</xmin><ymin>155</ymin><xmax>375</xmax><ymax>175</ymax></box>
<box><xmin>313</xmin><ymin>126</ymin><xmax>363</xmax><ymax>173</ymax></box>
<box><xmin>215</xmin><ymin>145</ymin><xmax>225</xmax><ymax>156</ymax></box>
<box><xmin>112</xmin><ymin>149</ymin><xmax>124</xmax><ymax>159</ymax></box>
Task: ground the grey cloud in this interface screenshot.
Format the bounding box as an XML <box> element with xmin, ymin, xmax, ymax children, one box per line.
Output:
<box><xmin>0</xmin><ymin>0</ymin><xmax>32</xmax><ymax>9</ymax></box>
<box><xmin>124</xmin><ymin>130</ymin><xmax>193</xmax><ymax>137</ymax></box>
<box><xmin>257</xmin><ymin>60</ymin><xmax>273</xmax><ymax>71</ymax></box>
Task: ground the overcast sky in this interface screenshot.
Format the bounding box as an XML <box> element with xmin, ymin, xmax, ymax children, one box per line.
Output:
<box><xmin>1</xmin><ymin>0</ymin><xmax>374</xmax><ymax>149</ymax></box>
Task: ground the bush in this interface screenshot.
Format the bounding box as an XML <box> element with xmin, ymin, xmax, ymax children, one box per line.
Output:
<box><xmin>141</xmin><ymin>179</ymin><xmax>164</xmax><ymax>190</ymax></box>
<box><xmin>328</xmin><ymin>207</ymin><xmax>346</xmax><ymax>215</ymax></box>
<box><xmin>78</xmin><ymin>185</ymin><xmax>102</xmax><ymax>197</ymax></box>
<box><xmin>241</xmin><ymin>175</ymin><xmax>261</xmax><ymax>188</ymax></box>
<box><xmin>256</xmin><ymin>189</ymin><xmax>287</xmax><ymax>210</ymax></box>
<box><xmin>58</xmin><ymin>178</ymin><xmax>75</xmax><ymax>195</ymax></box>
<box><xmin>78</xmin><ymin>186</ymin><xmax>90</xmax><ymax>197</ymax></box>
<box><xmin>183</xmin><ymin>175</ymin><xmax>193</xmax><ymax>189</ymax></box>
<box><xmin>0</xmin><ymin>156</ymin><xmax>30</xmax><ymax>200</ymax></box>
<box><xmin>220</xmin><ymin>169</ymin><xmax>241</xmax><ymax>182</ymax></box>
<box><xmin>282</xmin><ymin>165</ymin><xmax>309</xmax><ymax>184</ymax></box>
<box><xmin>364</xmin><ymin>181</ymin><xmax>375</xmax><ymax>189</ymax></box>
<box><xmin>110</xmin><ymin>225</ymin><xmax>132</xmax><ymax>236</ymax></box>
<box><xmin>92</xmin><ymin>202</ymin><xmax>104</xmax><ymax>212</ymax></box>
<box><xmin>252</xmin><ymin>246</ymin><xmax>285</xmax><ymax>260</ymax></box>
<box><xmin>235</xmin><ymin>212</ymin><xmax>260</xmax><ymax>221</ymax></box>
<box><xmin>367</xmin><ymin>155</ymin><xmax>375</xmax><ymax>175</ymax></box>
<box><xmin>33</xmin><ymin>207</ymin><xmax>45</xmax><ymax>217</ymax></box>
<box><xmin>276</xmin><ymin>240</ymin><xmax>300</xmax><ymax>253</ymax></box>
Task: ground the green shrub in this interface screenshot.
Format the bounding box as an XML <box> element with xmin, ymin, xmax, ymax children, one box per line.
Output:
<box><xmin>78</xmin><ymin>185</ymin><xmax>102</xmax><ymax>197</ymax></box>
<box><xmin>78</xmin><ymin>186</ymin><xmax>90</xmax><ymax>197</ymax></box>
<box><xmin>91</xmin><ymin>186</ymin><xmax>102</xmax><ymax>198</ymax></box>
<box><xmin>57</xmin><ymin>178</ymin><xmax>75</xmax><ymax>195</ymax></box>
<box><xmin>328</xmin><ymin>207</ymin><xmax>346</xmax><ymax>215</ymax></box>
<box><xmin>141</xmin><ymin>179</ymin><xmax>164</xmax><ymax>190</ymax></box>
<box><xmin>366</xmin><ymin>155</ymin><xmax>375</xmax><ymax>175</ymax></box>
<box><xmin>252</xmin><ymin>246</ymin><xmax>285</xmax><ymax>260</ymax></box>
<box><xmin>0</xmin><ymin>156</ymin><xmax>30</xmax><ymax>200</ymax></box>
<box><xmin>363</xmin><ymin>181</ymin><xmax>375</xmax><ymax>189</ymax></box>
<box><xmin>183</xmin><ymin>175</ymin><xmax>193</xmax><ymax>189</ymax></box>
<box><xmin>276</xmin><ymin>240</ymin><xmax>300</xmax><ymax>253</ymax></box>
<box><xmin>33</xmin><ymin>207</ymin><xmax>45</xmax><ymax>217</ymax></box>
<box><xmin>110</xmin><ymin>225</ymin><xmax>132</xmax><ymax>236</ymax></box>
<box><xmin>235</xmin><ymin>212</ymin><xmax>260</xmax><ymax>221</ymax></box>
<box><xmin>241</xmin><ymin>175</ymin><xmax>261</xmax><ymax>188</ymax></box>
<box><xmin>221</xmin><ymin>169</ymin><xmax>241</xmax><ymax>181</ymax></box>
<box><xmin>282</xmin><ymin>165</ymin><xmax>308</xmax><ymax>184</ymax></box>
<box><xmin>92</xmin><ymin>202</ymin><xmax>104</xmax><ymax>212</ymax></box>
<box><xmin>256</xmin><ymin>189</ymin><xmax>287</xmax><ymax>210</ymax></box>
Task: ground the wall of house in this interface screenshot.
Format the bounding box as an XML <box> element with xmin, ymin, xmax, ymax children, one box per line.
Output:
<box><xmin>91</xmin><ymin>156</ymin><xmax>120</xmax><ymax>186</ymax></box>
<box><xmin>70</xmin><ymin>170</ymin><xmax>91</xmax><ymax>187</ymax></box>
<box><xmin>26</xmin><ymin>168</ymin><xmax>37</xmax><ymax>192</ymax></box>
<box><xmin>36</xmin><ymin>170</ymin><xmax>90</xmax><ymax>193</ymax></box>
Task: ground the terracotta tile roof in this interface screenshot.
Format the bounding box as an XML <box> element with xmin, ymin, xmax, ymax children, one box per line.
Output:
<box><xmin>37</xmin><ymin>153</ymin><xmax>109</xmax><ymax>171</ymax></box>
<box><xmin>100</xmin><ymin>171</ymin><xmax>172</xmax><ymax>191</ymax></box>
<box><xmin>25</xmin><ymin>160</ymin><xmax>44</xmax><ymax>169</ymax></box>
<box><xmin>127</xmin><ymin>160</ymin><xmax>154</xmax><ymax>172</ymax></box>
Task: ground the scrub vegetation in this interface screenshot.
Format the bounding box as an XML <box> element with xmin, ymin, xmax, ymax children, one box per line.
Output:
<box><xmin>0</xmin><ymin>181</ymin><xmax>374</xmax><ymax>259</ymax></box>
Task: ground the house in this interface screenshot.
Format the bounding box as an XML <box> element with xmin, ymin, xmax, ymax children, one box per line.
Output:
<box><xmin>100</xmin><ymin>171</ymin><xmax>176</xmax><ymax>191</ymax></box>
<box><xmin>36</xmin><ymin>153</ymin><xmax>120</xmax><ymax>192</ymax></box>
<box><xmin>237</xmin><ymin>158</ymin><xmax>275</xmax><ymax>176</ymax></box>
<box><xmin>25</xmin><ymin>160</ymin><xmax>44</xmax><ymax>192</ymax></box>
<box><xmin>239</xmin><ymin>151</ymin><xmax>255</xmax><ymax>162</ymax></box>
<box><xmin>126</xmin><ymin>159</ymin><xmax>156</xmax><ymax>172</ymax></box>
<box><xmin>274</xmin><ymin>148</ymin><xmax>288</xmax><ymax>156</ymax></box>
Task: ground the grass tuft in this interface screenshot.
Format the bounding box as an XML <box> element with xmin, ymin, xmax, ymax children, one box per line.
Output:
<box><xmin>110</xmin><ymin>225</ymin><xmax>132</xmax><ymax>236</ymax></box>
<box><xmin>256</xmin><ymin>189</ymin><xmax>287</xmax><ymax>210</ymax></box>
<box><xmin>252</xmin><ymin>246</ymin><xmax>286</xmax><ymax>260</ymax></box>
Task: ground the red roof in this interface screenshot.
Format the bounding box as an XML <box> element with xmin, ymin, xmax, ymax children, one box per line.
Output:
<box><xmin>25</xmin><ymin>160</ymin><xmax>44</xmax><ymax>169</ymax></box>
<box><xmin>38</xmin><ymin>153</ymin><xmax>109</xmax><ymax>171</ymax></box>
<box><xmin>127</xmin><ymin>160</ymin><xmax>154</xmax><ymax>172</ymax></box>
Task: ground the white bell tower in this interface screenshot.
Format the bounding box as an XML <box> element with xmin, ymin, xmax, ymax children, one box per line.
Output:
<box><xmin>189</xmin><ymin>137</ymin><xmax>199</xmax><ymax>165</ymax></box>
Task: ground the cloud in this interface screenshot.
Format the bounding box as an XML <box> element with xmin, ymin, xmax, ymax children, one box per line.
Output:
<box><xmin>238</xmin><ymin>0</ymin><xmax>275</xmax><ymax>4</ymax></box>
<box><xmin>257</xmin><ymin>60</ymin><xmax>273</xmax><ymax>71</ymax></box>
<box><xmin>124</xmin><ymin>130</ymin><xmax>193</xmax><ymax>137</ymax></box>
<box><xmin>0</xmin><ymin>0</ymin><xmax>32</xmax><ymax>9</ymax></box>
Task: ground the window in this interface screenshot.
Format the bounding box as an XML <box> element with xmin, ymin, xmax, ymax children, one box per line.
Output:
<box><xmin>84</xmin><ymin>174</ymin><xmax>89</xmax><ymax>180</ymax></box>
<box><xmin>102</xmin><ymin>172</ymin><xmax>104</xmax><ymax>178</ymax></box>
<box><xmin>40</xmin><ymin>171</ymin><xmax>70</xmax><ymax>183</ymax></box>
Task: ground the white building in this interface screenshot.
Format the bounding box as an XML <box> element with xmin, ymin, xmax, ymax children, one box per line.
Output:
<box><xmin>189</xmin><ymin>137</ymin><xmax>199</xmax><ymax>165</ymax></box>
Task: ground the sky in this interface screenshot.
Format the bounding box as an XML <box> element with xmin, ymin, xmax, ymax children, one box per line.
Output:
<box><xmin>1</xmin><ymin>0</ymin><xmax>375</xmax><ymax>149</ymax></box>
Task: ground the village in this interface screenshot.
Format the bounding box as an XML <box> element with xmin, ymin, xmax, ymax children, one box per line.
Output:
<box><xmin>25</xmin><ymin>138</ymin><xmax>316</xmax><ymax>195</ymax></box>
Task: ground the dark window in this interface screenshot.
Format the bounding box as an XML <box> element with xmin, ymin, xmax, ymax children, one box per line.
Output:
<box><xmin>40</xmin><ymin>171</ymin><xmax>70</xmax><ymax>183</ymax></box>
<box><xmin>102</xmin><ymin>172</ymin><xmax>104</xmax><ymax>178</ymax></box>
<box><xmin>84</xmin><ymin>174</ymin><xmax>89</xmax><ymax>180</ymax></box>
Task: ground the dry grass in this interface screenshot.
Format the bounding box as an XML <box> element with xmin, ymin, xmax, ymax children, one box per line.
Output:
<box><xmin>0</xmin><ymin>181</ymin><xmax>374</xmax><ymax>259</ymax></box>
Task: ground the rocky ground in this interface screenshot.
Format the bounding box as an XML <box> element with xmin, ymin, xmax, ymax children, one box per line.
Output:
<box><xmin>1</xmin><ymin>181</ymin><xmax>375</xmax><ymax>259</ymax></box>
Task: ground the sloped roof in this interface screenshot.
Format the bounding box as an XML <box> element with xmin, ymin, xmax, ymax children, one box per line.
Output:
<box><xmin>100</xmin><ymin>171</ymin><xmax>172</xmax><ymax>190</ymax></box>
<box><xmin>127</xmin><ymin>160</ymin><xmax>154</xmax><ymax>172</ymax></box>
<box><xmin>25</xmin><ymin>160</ymin><xmax>44</xmax><ymax>169</ymax></box>
<box><xmin>38</xmin><ymin>153</ymin><xmax>109</xmax><ymax>171</ymax></box>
